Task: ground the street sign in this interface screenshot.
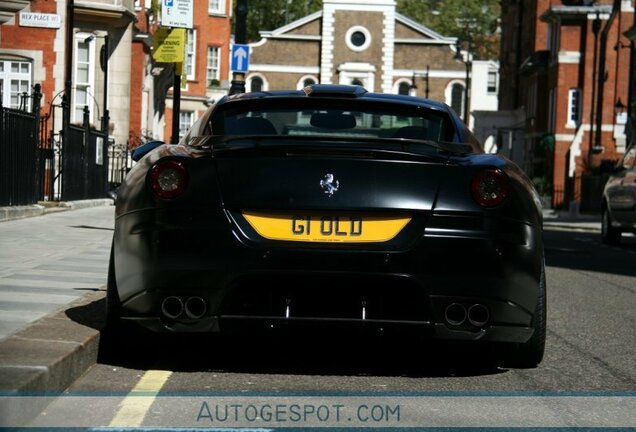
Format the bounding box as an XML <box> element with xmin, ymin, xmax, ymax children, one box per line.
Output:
<box><xmin>19</xmin><ymin>12</ymin><xmax>61</xmax><ymax>28</ymax></box>
<box><xmin>161</xmin><ymin>0</ymin><xmax>193</xmax><ymax>29</ymax></box>
<box><xmin>152</xmin><ymin>28</ymin><xmax>186</xmax><ymax>63</ymax></box>
<box><xmin>231</xmin><ymin>44</ymin><xmax>250</xmax><ymax>73</ymax></box>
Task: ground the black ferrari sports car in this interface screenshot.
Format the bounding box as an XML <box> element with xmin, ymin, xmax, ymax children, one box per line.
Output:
<box><xmin>108</xmin><ymin>84</ymin><xmax>546</xmax><ymax>367</ymax></box>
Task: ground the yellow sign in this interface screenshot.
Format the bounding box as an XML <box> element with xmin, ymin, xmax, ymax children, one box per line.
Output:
<box><xmin>242</xmin><ymin>211</ymin><xmax>411</xmax><ymax>243</ymax></box>
<box><xmin>152</xmin><ymin>28</ymin><xmax>186</xmax><ymax>63</ymax></box>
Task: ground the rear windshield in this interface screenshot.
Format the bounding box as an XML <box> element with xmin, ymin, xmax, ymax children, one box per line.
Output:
<box><xmin>208</xmin><ymin>99</ymin><xmax>456</xmax><ymax>143</ymax></box>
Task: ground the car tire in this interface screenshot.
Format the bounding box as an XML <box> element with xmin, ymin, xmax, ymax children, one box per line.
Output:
<box><xmin>601</xmin><ymin>208</ymin><xmax>621</xmax><ymax>245</ymax></box>
<box><xmin>105</xmin><ymin>246</ymin><xmax>122</xmax><ymax>327</ymax></box>
<box><xmin>503</xmin><ymin>261</ymin><xmax>547</xmax><ymax>369</ymax></box>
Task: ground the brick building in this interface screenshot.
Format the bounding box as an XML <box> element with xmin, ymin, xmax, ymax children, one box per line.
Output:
<box><xmin>245</xmin><ymin>0</ymin><xmax>500</xmax><ymax>130</ymax></box>
<box><xmin>0</xmin><ymin>0</ymin><xmax>137</xmax><ymax>149</ymax></box>
<box><xmin>160</xmin><ymin>0</ymin><xmax>232</xmax><ymax>143</ymax></box>
<box><xmin>498</xmin><ymin>0</ymin><xmax>634</xmax><ymax>210</ymax></box>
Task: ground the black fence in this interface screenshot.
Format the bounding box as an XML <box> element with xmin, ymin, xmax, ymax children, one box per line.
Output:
<box><xmin>60</xmin><ymin>107</ymin><xmax>110</xmax><ymax>201</ymax></box>
<box><xmin>1</xmin><ymin>85</ymin><xmax>132</xmax><ymax>206</ymax></box>
<box><xmin>0</xmin><ymin>85</ymin><xmax>42</xmax><ymax>206</ymax></box>
<box><xmin>552</xmin><ymin>174</ymin><xmax>609</xmax><ymax>212</ymax></box>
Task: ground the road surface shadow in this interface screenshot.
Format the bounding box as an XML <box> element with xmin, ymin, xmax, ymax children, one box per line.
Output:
<box><xmin>96</xmin><ymin>323</ymin><xmax>507</xmax><ymax>378</ymax></box>
<box><xmin>544</xmin><ymin>230</ymin><xmax>636</xmax><ymax>277</ymax></box>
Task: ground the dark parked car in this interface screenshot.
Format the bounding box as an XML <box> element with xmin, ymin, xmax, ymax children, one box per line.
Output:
<box><xmin>108</xmin><ymin>85</ymin><xmax>546</xmax><ymax>367</ymax></box>
<box><xmin>602</xmin><ymin>144</ymin><xmax>636</xmax><ymax>245</ymax></box>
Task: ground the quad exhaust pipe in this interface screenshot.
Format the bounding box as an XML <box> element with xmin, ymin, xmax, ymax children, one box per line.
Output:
<box><xmin>444</xmin><ymin>303</ymin><xmax>489</xmax><ymax>328</ymax></box>
<box><xmin>161</xmin><ymin>296</ymin><xmax>184</xmax><ymax>320</ymax></box>
<box><xmin>161</xmin><ymin>296</ymin><xmax>207</xmax><ymax>320</ymax></box>
<box><xmin>467</xmin><ymin>304</ymin><xmax>490</xmax><ymax>327</ymax></box>
<box><xmin>185</xmin><ymin>296</ymin><xmax>207</xmax><ymax>319</ymax></box>
<box><xmin>444</xmin><ymin>303</ymin><xmax>467</xmax><ymax>326</ymax></box>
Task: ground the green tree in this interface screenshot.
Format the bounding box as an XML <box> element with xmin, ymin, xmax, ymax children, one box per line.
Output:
<box><xmin>396</xmin><ymin>0</ymin><xmax>501</xmax><ymax>59</ymax></box>
<box><xmin>244</xmin><ymin>0</ymin><xmax>323</xmax><ymax>42</ymax></box>
<box><xmin>242</xmin><ymin>0</ymin><xmax>500</xmax><ymax>59</ymax></box>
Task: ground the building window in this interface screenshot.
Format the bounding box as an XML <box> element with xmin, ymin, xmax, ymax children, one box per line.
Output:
<box><xmin>487</xmin><ymin>71</ymin><xmax>498</xmax><ymax>93</ymax></box>
<box><xmin>73</xmin><ymin>36</ymin><xmax>95</xmax><ymax>124</ymax></box>
<box><xmin>398</xmin><ymin>82</ymin><xmax>410</xmax><ymax>95</ymax></box>
<box><xmin>250</xmin><ymin>76</ymin><xmax>263</xmax><ymax>92</ymax></box>
<box><xmin>450</xmin><ymin>83</ymin><xmax>464</xmax><ymax>117</ymax></box>
<box><xmin>567</xmin><ymin>88</ymin><xmax>581</xmax><ymax>126</ymax></box>
<box><xmin>186</xmin><ymin>29</ymin><xmax>196</xmax><ymax>80</ymax></box>
<box><xmin>208</xmin><ymin>0</ymin><xmax>225</xmax><ymax>14</ymax></box>
<box><xmin>0</xmin><ymin>60</ymin><xmax>32</xmax><ymax>110</ymax></box>
<box><xmin>345</xmin><ymin>26</ymin><xmax>372</xmax><ymax>52</ymax></box>
<box><xmin>179</xmin><ymin>111</ymin><xmax>194</xmax><ymax>139</ymax></box>
<box><xmin>207</xmin><ymin>46</ymin><xmax>220</xmax><ymax>87</ymax></box>
<box><xmin>297</xmin><ymin>75</ymin><xmax>317</xmax><ymax>90</ymax></box>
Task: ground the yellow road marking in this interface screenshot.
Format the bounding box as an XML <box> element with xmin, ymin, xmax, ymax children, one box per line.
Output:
<box><xmin>109</xmin><ymin>370</ymin><xmax>172</xmax><ymax>427</ymax></box>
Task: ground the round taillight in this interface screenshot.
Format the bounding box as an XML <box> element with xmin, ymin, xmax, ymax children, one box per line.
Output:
<box><xmin>149</xmin><ymin>160</ymin><xmax>188</xmax><ymax>199</ymax></box>
<box><xmin>471</xmin><ymin>168</ymin><xmax>508</xmax><ymax>208</ymax></box>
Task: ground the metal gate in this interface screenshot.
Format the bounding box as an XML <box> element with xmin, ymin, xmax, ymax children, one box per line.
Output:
<box><xmin>0</xmin><ymin>85</ymin><xmax>43</xmax><ymax>206</ymax></box>
<box><xmin>60</xmin><ymin>108</ymin><xmax>110</xmax><ymax>201</ymax></box>
<box><xmin>2</xmin><ymin>85</ymin><xmax>131</xmax><ymax>205</ymax></box>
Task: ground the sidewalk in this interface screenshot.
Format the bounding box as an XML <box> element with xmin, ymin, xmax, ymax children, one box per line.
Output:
<box><xmin>0</xmin><ymin>201</ymin><xmax>114</xmax><ymax>399</ymax></box>
<box><xmin>0</xmin><ymin>199</ymin><xmax>114</xmax><ymax>223</ymax></box>
<box><xmin>542</xmin><ymin>208</ymin><xmax>601</xmax><ymax>233</ymax></box>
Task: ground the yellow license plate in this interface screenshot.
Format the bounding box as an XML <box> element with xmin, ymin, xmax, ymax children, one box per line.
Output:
<box><xmin>242</xmin><ymin>211</ymin><xmax>411</xmax><ymax>243</ymax></box>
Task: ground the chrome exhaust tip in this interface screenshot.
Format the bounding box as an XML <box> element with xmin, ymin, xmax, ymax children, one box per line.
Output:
<box><xmin>467</xmin><ymin>304</ymin><xmax>490</xmax><ymax>327</ymax></box>
<box><xmin>444</xmin><ymin>303</ymin><xmax>467</xmax><ymax>326</ymax></box>
<box><xmin>161</xmin><ymin>296</ymin><xmax>184</xmax><ymax>320</ymax></box>
<box><xmin>185</xmin><ymin>296</ymin><xmax>207</xmax><ymax>319</ymax></box>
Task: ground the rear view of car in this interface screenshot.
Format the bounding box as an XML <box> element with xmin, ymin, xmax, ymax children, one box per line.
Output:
<box><xmin>108</xmin><ymin>85</ymin><xmax>546</xmax><ymax>368</ymax></box>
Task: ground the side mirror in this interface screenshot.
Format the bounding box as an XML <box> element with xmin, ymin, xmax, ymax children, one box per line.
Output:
<box><xmin>132</xmin><ymin>141</ymin><xmax>164</xmax><ymax>162</ymax></box>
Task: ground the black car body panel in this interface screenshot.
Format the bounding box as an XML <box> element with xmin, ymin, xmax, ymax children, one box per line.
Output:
<box><xmin>110</xmin><ymin>85</ymin><xmax>545</xmax><ymax>365</ymax></box>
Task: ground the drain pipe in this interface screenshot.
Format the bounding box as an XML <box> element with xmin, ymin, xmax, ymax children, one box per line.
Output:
<box><xmin>594</xmin><ymin>0</ymin><xmax>620</xmax><ymax>151</ymax></box>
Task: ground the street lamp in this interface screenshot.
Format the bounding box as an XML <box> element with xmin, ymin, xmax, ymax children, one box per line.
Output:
<box><xmin>454</xmin><ymin>37</ymin><xmax>472</xmax><ymax>123</ymax></box>
<box><xmin>409</xmin><ymin>66</ymin><xmax>430</xmax><ymax>99</ymax></box>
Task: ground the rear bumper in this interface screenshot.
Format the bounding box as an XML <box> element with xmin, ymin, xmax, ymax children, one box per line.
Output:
<box><xmin>113</xmin><ymin>207</ymin><xmax>543</xmax><ymax>344</ymax></box>
<box><xmin>121</xmin><ymin>316</ymin><xmax>533</xmax><ymax>344</ymax></box>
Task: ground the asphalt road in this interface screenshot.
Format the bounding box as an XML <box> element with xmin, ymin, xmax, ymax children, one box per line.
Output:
<box><xmin>18</xmin><ymin>226</ymin><xmax>635</xmax><ymax>428</ymax></box>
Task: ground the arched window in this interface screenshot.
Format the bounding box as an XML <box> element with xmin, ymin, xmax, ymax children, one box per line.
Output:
<box><xmin>297</xmin><ymin>75</ymin><xmax>318</xmax><ymax>90</ymax></box>
<box><xmin>250</xmin><ymin>76</ymin><xmax>263</xmax><ymax>92</ymax></box>
<box><xmin>351</xmin><ymin>78</ymin><xmax>363</xmax><ymax>86</ymax></box>
<box><xmin>451</xmin><ymin>83</ymin><xmax>464</xmax><ymax>117</ymax></box>
<box><xmin>398</xmin><ymin>82</ymin><xmax>410</xmax><ymax>95</ymax></box>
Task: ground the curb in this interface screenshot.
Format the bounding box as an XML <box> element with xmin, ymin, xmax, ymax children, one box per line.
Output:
<box><xmin>0</xmin><ymin>199</ymin><xmax>113</xmax><ymax>222</ymax></box>
<box><xmin>0</xmin><ymin>290</ymin><xmax>105</xmax><ymax>425</ymax></box>
<box><xmin>543</xmin><ymin>222</ymin><xmax>601</xmax><ymax>233</ymax></box>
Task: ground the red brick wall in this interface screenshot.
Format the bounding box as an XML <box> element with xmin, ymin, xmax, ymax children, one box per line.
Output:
<box><xmin>0</xmin><ymin>0</ymin><xmax>60</xmax><ymax>114</ymax></box>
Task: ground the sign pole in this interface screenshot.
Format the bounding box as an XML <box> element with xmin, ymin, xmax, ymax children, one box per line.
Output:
<box><xmin>171</xmin><ymin>72</ymin><xmax>181</xmax><ymax>144</ymax></box>
<box><xmin>158</xmin><ymin>0</ymin><xmax>193</xmax><ymax>143</ymax></box>
<box><xmin>229</xmin><ymin>0</ymin><xmax>248</xmax><ymax>95</ymax></box>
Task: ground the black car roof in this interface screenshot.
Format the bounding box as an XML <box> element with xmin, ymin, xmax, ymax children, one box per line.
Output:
<box><xmin>219</xmin><ymin>84</ymin><xmax>450</xmax><ymax>113</ymax></box>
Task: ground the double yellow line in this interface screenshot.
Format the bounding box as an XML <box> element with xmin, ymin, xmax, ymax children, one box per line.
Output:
<box><xmin>109</xmin><ymin>370</ymin><xmax>173</xmax><ymax>427</ymax></box>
